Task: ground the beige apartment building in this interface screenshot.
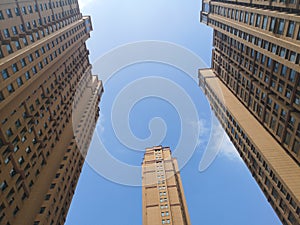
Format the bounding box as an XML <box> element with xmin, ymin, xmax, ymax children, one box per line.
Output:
<box><xmin>142</xmin><ymin>146</ymin><xmax>191</xmax><ymax>225</ymax></box>
<box><xmin>0</xmin><ymin>1</ymin><xmax>103</xmax><ymax>225</ymax></box>
<box><xmin>200</xmin><ymin>0</ymin><xmax>300</xmax><ymax>224</ymax></box>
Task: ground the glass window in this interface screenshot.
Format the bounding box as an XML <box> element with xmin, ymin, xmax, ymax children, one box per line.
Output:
<box><xmin>22</xmin><ymin>6</ymin><xmax>27</xmax><ymax>15</ymax></box>
<box><xmin>12</xmin><ymin>63</ymin><xmax>18</xmax><ymax>73</ymax></box>
<box><xmin>3</xmin><ymin>28</ymin><xmax>10</xmax><ymax>38</ymax></box>
<box><xmin>14</xmin><ymin>7</ymin><xmax>20</xmax><ymax>16</ymax></box>
<box><xmin>0</xmin><ymin>181</ymin><xmax>8</xmax><ymax>191</ymax></box>
<box><xmin>20</xmin><ymin>58</ymin><xmax>26</xmax><ymax>67</ymax></box>
<box><xmin>262</xmin><ymin>16</ymin><xmax>268</xmax><ymax>29</ymax></box>
<box><xmin>25</xmin><ymin>71</ymin><xmax>30</xmax><ymax>80</ymax></box>
<box><xmin>245</xmin><ymin>12</ymin><xmax>249</xmax><ymax>23</ymax></box>
<box><xmin>28</xmin><ymin>5</ymin><xmax>33</xmax><ymax>13</ymax></box>
<box><xmin>289</xmin><ymin>70</ymin><xmax>296</xmax><ymax>82</ymax></box>
<box><xmin>255</xmin><ymin>14</ymin><xmax>261</xmax><ymax>27</ymax></box>
<box><xmin>7</xmin><ymin>84</ymin><xmax>15</xmax><ymax>93</ymax></box>
<box><xmin>12</xmin><ymin>26</ymin><xmax>18</xmax><ymax>35</ymax></box>
<box><xmin>269</xmin><ymin>17</ymin><xmax>276</xmax><ymax>32</ymax></box>
<box><xmin>0</xmin><ymin>10</ymin><xmax>4</xmax><ymax>20</ymax></box>
<box><xmin>28</xmin><ymin>54</ymin><xmax>33</xmax><ymax>62</ymax></box>
<box><xmin>17</xmin><ymin>77</ymin><xmax>23</xmax><ymax>87</ymax></box>
<box><xmin>6</xmin><ymin>9</ymin><xmax>13</xmax><ymax>18</ymax></box>
<box><xmin>0</xmin><ymin>91</ymin><xmax>4</xmax><ymax>102</ymax></box>
<box><xmin>15</xmin><ymin>41</ymin><xmax>21</xmax><ymax>50</ymax></box>
<box><xmin>6</xmin><ymin>128</ymin><xmax>13</xmax><ymax>137</ymax></box>
<box><xmin>2</xmin><ymin>69</ymin><xmax>9</xmax><ymax>80</ymax></box>
<box><xmin>287</xmin><ymin>21</ymin><xmax>295</xmax><ymax>37</ymax></box>
<box><xmin>32</xmin><ymin>66</ymin><xmax>37</xmax><ymax>74</ymax></box>
<box><xmin>277</xmin><ymin>19</ymin><xmax>285</xmax><ymax>34</ymax></box>
<box><xmin>19</xmin><ymin>24</ymin><xmax>25</xmax><ymax>32</ymax></box>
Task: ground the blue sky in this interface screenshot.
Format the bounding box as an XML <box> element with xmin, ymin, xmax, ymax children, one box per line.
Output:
<box><xmin>65</xmin><ymin>1</ymin><xmax>281</xmax><ymax>224</ymax></box>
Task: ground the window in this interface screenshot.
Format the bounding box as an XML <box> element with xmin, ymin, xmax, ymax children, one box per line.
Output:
<box><xmin>2</xmin><ymin>69</ymin><xmax>9</xmax><ymax>80</ymax></box>
<box><xmin>277</xmin><ymin>19</ymin><xmax>285</xmax><ymax>34</ymax></box>
<box><xmin>28</xmin><ymin>5</ymin><xmax>33</xmax><ymax>13</ymax></box>
<box><xmin>255</xmin><ymin>14</ymin><xmax>261</xmax><ymax>27</ymax></box>
<box><xmin>6</xmin><ymin>44</ymin><xmax>13</xmax><ymax>54</ymax></box>
<box><xmin>25</xmin><ymin>71</ymin><xmax>30</xmax><ymax>80</ymax></box>
<box><xmin>20</xmin><ymin>58</ymin><xmax>26</xmax><ymax>67</ymax></box>
<box><xmin>269</xmin><ymin>17</ymin><xmax>276</xmax><ymax>32</ymax></box>
<box><xmin>262</xmin><ymin>16</ymin><xmax>267</xmax><ymax>29</ymax></box>
<box><xmin>287</xmin><ymin>21</ymin><xmax>295</xmax><ymax>37</ymax></box>
<box><xmin>22</xmin><ymin>6</ymin><xmax>27</xmax><ymax>15</ymax></box>
<box><xmin>22</xmin><ymin>37</ymin><xmax>28</xmax><ymax>46</ymax></box>
<box><xmin>293</xmin><ymin>139</ymin><xmax>299</xmax><ymax>154</ymax></box>
<box><xmin>0</xmin><ymin>181</ymin><xmax>8</xmax><ymax>191</ymax></box>
<box><xmin>13</xmin><ymin>206</ymin><xmax>19</xmax><ymax>216</ymax></box>
<box><xmin>17</xmin><ymin>77</ymin><xmax>23</xmax><ymax>87</ymax></box>
<box><xmin>0</xmin><ymin>91</ymin><xmax>4</xmax><ymax>102</ymax></box>
<box><xmin>19</xmin><ymin>24</ymin><xmax>25</xmax><ymax>32</ymax></box>
<box><xmin>288</xmin><ymin>70</ymin><xmax>296</xmax><ymax>82</ymax></box>
<box><xmin>18</xmin><ymin>156</ymin><xmax>24</xmax><ymax>165</ymax></box>
<box><xmin>15</xmin><ymin>41</ymin><xmax>21</xmax><ymax>50</ymax></box>
<box><xmin>12</xmin><ymin>26</ymin><xmax>18</xmax><ymax>35</ymax></box>
<box><xmin>45</xmin><ymin>194</ymin><xmax>51</xmax><ymax>200</ymax></box>
<box><xmin>3</xmin><ymin>28</ymin><xmax>10</xmax><ymax>38</ymax></box>
<box><xmin>0</xmin><ymin>10</ymin><xmax>4</xmax><ymax>20</ymax></box>
<box><xmin>12</xmin><ymin>63</ymin><xmax>18</xmax><ymax>73</ymax></box>
<box><xmin>14</xmin><ymin>8</ymin><xmax>19</xmax><ymax>16</ymax></box>
<box><xmin>15</xmin><ymin>119</ymin><xmax>21</xmax><ymax>128</ymax></box>
<box><xmin>32</xmin><ymin>66</ymin><xmax>37</xmax><ymax>74</ymax></box>
<box><xmin>0</xmin><ymin>49</ymin><xmax>3</xmax><ymax>59</ymax></box>
<box><xmin>6</xmin><ymin>9</ymin><xmax>13</xmax><ymax>18</ymax></box>
<box><xmin>35</xmin><ymin>50</ymin><xmax>40</xmax><ymax>58</ymax></box>
<box><xmin>25</xmin><ymin>146</ymin><xmax>31</xmax><ymax>153</ymax></box>
<box><xmin>7</xmin><ymin>84</ymin><xmax>15</xmax><ymax>93</ymax></box>
<box><xmin>39</xmin><ymin>207</ymin><xmax>45</xmax><ymax>214</ymax></box>
<box><xmin>28</xmin><ymin>54</ymin><xmax>33</xmax><ymax>62</ymax></box>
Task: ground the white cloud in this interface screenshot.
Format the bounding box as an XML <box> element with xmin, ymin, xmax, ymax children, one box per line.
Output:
<box><xmin>188</xmin><ymin>118</ymin><xmax>210</xmax><ymax>147</ymax></box>
<box><xmin>219</xmin><ymin>133</ymin><xmax>242</xmax><ymax>162</ymax></box>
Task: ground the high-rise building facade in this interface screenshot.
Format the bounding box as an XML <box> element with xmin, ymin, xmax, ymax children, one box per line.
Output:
<box><xmin>200</xmin><ymin>1</ymin><xmax>300</xmax><ymax>224</ymax></box>
<box><xmin>0</xmin><ymin>1</ymin><xmax>103</xmax><ymax>225</ymax></box>
<box><xmin>142</xmin><ymin>146</ymin><xmax>191</xmax><ymax>225</ymax></box>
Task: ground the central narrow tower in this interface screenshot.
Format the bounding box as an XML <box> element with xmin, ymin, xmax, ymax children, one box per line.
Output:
<box><xmin>142</xmin><ymin>146</ymin><xmax>191</xmax><ymax>225</ymax></box>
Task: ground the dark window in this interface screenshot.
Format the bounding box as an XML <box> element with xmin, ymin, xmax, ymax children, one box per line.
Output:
<box><xmin>2</xmin><ymin>69</ymin><xmax>9</xmax><ymax>80</ymax></box>
<box><xmin>20</xmin><ymin>58</ymin><xmax>26</xmax><ymax>67</ymax></box>
<box><xmin>0</xmin><ymin>10</ymin><xmax>4</xmax><ymax>20</ymax></box>
<box><xmin>25</xmin><ymin>71</ymin><xmax>30</xmax><ymax>80</ymax></box>
<box><xmin>3</xmin><ymin>28</ymin><xmax>10</xmax><ymax>38</ymax></box>
<box><xmin>277</xmin><ymin>19</ymin><xmax>285</xmax><ymax>35</ymax></box>
<box><xmin>12</xmin><ymin>63</ymin><xmax>18</xmax><ymax>73</ymax></box>
<box><xmin>12</xmin><ymin>26</ymin><xmax>18</xmax><ymax>35</ymax></box>
<box><xmin>7</xmin><ymin>84</ymin><xmax>15</xmax><ymax>93</ymax></box>
<box><xmin>16</xmin><ymin>77</ymin><xmax>23</xmax><ymax>87</ymax></box>
<box><xmin>6</xmin><ymin>44</ymin><xmax>13</xmax><ymax>54</ymax></box>
<box><xmin>0</xmin><ymin>181</ymin><xmax>8</xmax><ymax>191</ymax></box>
<box><xmin>28</xmin><ymin>5</ymin><xmax>33</xmax><ymax>13</ymax></box>
<box><xmin>269</xmin><ymin>17</ymin><xmax>276</xmax><ymax>32</ymax></box>
<box><xmin>287</xmin><ymin>21</ymin><xmax>295</xmax><ymax>37</ymax></box>
<box><xmin>6</xmin><ymin>9</ymin><xmax>13</xmax><ymax>18</ymax></box>
<box><xmin>14</xmin><ymin>7</ymin><xmax>20</xmax><ymax>16</ymax></box>
<box><xmin>22</xmin><ymin>6</ymin><xmax>27</xmax><ymax>15</ymax></box>
<box><xmin>0</xmin><ymin>91</ymin><xmax>4</xmax><ymax>102</ymax></box>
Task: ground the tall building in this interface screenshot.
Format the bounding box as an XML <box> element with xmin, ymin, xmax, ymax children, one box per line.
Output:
<box><xmin>200</xmin><ymin>1</ymin><xmax>300</xmax><ymax>225</ymax></box>
<box><xmin>0</xmin><ymin>1</ymin><xmax>103</xmax><ymax>225</ymax></box>
<box><xmin>142</xmin><ymin>146</ymin><xmax>191</xmax><ymax>225</ymax></box>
